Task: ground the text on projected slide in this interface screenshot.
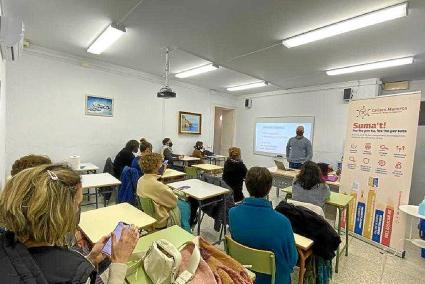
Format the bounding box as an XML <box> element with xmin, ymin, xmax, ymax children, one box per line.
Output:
<box><xmin>255</xmin><ymin>122</ymin><xmax>313</xmax><ymax>155</ymax></box>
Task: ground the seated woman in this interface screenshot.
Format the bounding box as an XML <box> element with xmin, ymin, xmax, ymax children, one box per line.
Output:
<box><xmin>222</xmin><ymin>147</ymin><xmax>247</xmax><ymax>202</ymax></box>
<box><xmin>317</xmin><ymin>162</ymin><xmax>338</xmax><ymax>182</ymax></box>
<box><xmin>192</xmin><ymin>141</ymin><xmax>213</xmax><ymax>158</ymax></box>
<box><xmin>229</xmin><ymin>167</ymin><xmax>298</xmax><ymax>284</ymax></box>
<box><xmin>137</xmin><ymin>153</ymin><xmax>191</xmax><ymax>232</ymax></box>
<box><xmin>131</xmin><ymin>138</ymin><xmax>152</xmax><ymax>176</ymax></box>
<box><xmin>11</xmin><ymin>154</ymin><xmax>52</xmax><ymax>176</ymax></box>
<box><xmin>292</xmin><ymin>161</ymin><xmax>331</xmax><ymax>208</ymax></box>
<box><xmin>161</xmin><ymin>138</ymin><xmax>183</xmax><ymax>169</ymax></box>
<box><xmin>113</xmin><ymin>140</ymin><xmax>140</xmax><ymax>178</ymax></box>
<box><xmin>0</xmin><ymin>164</ymin><xmax>139</xmax><ymax>283</ymax></box>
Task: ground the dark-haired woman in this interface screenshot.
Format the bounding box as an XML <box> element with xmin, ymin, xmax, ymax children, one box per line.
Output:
<box><xmin>131</xmin><ymin>138</ymin><xmax>153</xmax><ymax>176</ymax></box>
<box><xmin>292</xmin><ymin>161</ymin><xmax>330</xmax><ymax>208</ymax></box>
<box><xmin>113</xmin><ymin>140</ymin><xmax>140</xmax><ymax>178</ymax></box>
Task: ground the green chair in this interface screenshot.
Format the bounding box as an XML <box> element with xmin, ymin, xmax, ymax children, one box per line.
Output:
<box><xmin>184</xmin><ymin>166</ymin><xmax>199</xmax><ymax>179</ymax></box>
<box><xmin>139</xmin><ymin>197</ymin><xmax>180</xmax><ymax>229</ymax></box>
<box><xmin>139</xmin><ymin>197</ymin><xmax>155</xmax><ymax>218</ymax></box>
<box><xmin>224</xmin><ymin>235</ymin><xmax>276</xmax><ymax>284</ymax></box>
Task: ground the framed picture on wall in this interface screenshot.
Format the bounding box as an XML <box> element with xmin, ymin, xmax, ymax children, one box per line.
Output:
<box><xmin>179</xmin><ymin>111</ymin><xmax>202</xmax><ymax>135</ymax></box>
<box><xmin>85</xmin><ymin>95</ymin><xmax>113</xmax><ymax>117</ymax></box>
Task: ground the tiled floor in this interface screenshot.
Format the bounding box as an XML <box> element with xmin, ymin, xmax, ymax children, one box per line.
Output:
<box><xmin>83</xmin><ymin>187</ymin><xmax>425</xmax><ymax>284</ymax></box>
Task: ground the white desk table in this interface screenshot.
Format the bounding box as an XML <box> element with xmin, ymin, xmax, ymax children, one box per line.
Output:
<box><xmin>399</xmin><ymin>205</ymin><xmax>425</xmax><ymax>249</ymax></box>
<box><xmin>168</xmin><ymin>179</ymin><xmax>230</xmax><ymax>241</ymax></box>
<box><xmin>79</xmin><ymin>203</ymin><xmax>156</xmax><ymax>243</ymax></box>
<box><xmin>205</xmin><ymin>155</ymin><xmax>226</xmax><ymax>165</ymax></box>
<box><xmin>178</xmin><ymin>156</ymin><xmax>200</xmax><ymax>167</ymax></box>
<box><xmin>160</xmin><ymin>169</ymin><xmax>186</xmax><ymax>184</ymax></box>
<box><xmin>81</xmin><ymin>173</ymin><xmax>121</xmax><ymax>208</ymax></box>
<box><xmin>76</xmin><ymin>162</ymin><xmax>99</xmax><ymax>174</ymax></box>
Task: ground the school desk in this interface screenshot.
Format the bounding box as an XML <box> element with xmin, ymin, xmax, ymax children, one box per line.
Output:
<box><xmin>168</xmin><ymin>179</ymin><xmax>230</xmax><ymax>243</ymax></box>
<box><xmin>81</xmin><ymin>172</ymin><xmax>121</xmax><ymax>208</ymax></box>
<box><xmin>191</xmin><ymin>163</ymin><xmax>224</xmax><ymax>175</ymax></box>
<box><xmin>79</xmin><ymin>203</ymin><xmax>156</xmax><ymax>243</ymax></box>
<box><xmin>160</xmin><ymin>168</ymin><xmax>186</xmax><ymax>184</ymax></box>
<box><xmin>268</xmin><ymin>166</ymin><xmax>340</xmax><ymax>197</ymax></box>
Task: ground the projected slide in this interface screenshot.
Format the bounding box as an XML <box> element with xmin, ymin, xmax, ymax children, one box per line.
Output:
<box><xmin>254</xmin><ymin>117</ymin><xmax>314</xmax><ymax>156</ymax></box>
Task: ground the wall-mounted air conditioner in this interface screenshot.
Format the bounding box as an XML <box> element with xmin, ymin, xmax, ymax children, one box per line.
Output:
<box><xmin>0</xmin><ymin>15</ymin><xmax>24</xmax><ymax>61</ymax></box>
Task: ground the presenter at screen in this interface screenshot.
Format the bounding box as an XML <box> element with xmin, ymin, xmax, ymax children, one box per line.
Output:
<box><xmin>286</xmin><ymin>126</ymin><xmax>312</xmax><ymax>169</ymax></box>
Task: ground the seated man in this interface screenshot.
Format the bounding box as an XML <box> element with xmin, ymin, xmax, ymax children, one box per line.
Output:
<box><xmin>229</xmin><ymin>167</ymin><xmax>298</xmax><ymax>284</ymax></box>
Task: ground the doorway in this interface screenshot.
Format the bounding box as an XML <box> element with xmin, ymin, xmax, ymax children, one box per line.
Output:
<box><xmin>213</xmin><ymin>107</ymin><xmax>236</xmax><ymax>156</ymax></box>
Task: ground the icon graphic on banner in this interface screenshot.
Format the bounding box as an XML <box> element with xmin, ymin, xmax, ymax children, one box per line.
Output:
<box><xmin>349</xmin><ymin>156</ymin><xmax>356</xmax><ymax>163</ymax></box>
<box><xmin>363</xmin><ymin>158</ymin><xmax>370</xmax><ymax>164</ymax></box>
<box><xmin>396</xmin><ymin>145</ymin><xmax>406</xmax><ymax>152</ymax></box>
<box><xmin>395</xmin><ymin>162</ymin><xmax>402</xmax><ymax>169</ymax></box>
<box><xmin>378</xmin><ymin>160</ymin><xmax>386</xmax><ymax>167</ymax></box>
<box><xmin>356</xmin><ymin>105</ymin><xmax>371</xmax><ymax>119</ymax></box>
<box><xmin>364</xmin><ymin>143</ymin><xmax>372</xmax><ymax>151</ymax></box>
<box><xmin>351</xmin><ymin>144</ymin><xmax>357</xmax><ymax>149</ymax></box>
<box><xmin>368</xmin><ymin>177</ymin><xmax>379</xmax><ymax>188</ymax></box>
<box><xmin>379</xmin><ymin>145</ymin><xmax>389</xmax><ymax>151</ymax></box>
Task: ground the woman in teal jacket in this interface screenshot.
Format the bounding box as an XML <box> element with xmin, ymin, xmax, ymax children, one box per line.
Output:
<box><xmin>229</xmin><ymin>167</ymin><xmax>298</xmax><ymax>284</ymax></box>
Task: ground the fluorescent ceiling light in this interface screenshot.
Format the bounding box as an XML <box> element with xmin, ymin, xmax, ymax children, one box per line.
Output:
<box><xmin>227</xmin><ymin>81</ymin><xmax>268</xmax><ymax>92</ymax></box>
<box><xmin>175</xmin><ymin>63</ymin><xmax>219</xmax><ymax>78</ymax></box>
<box><xmin>87</xmin><ymin>24</ymin><xmax>126</xmax><ymax>54</ymax></box>
<box><xmin>282</xmin><ymin>2</ymin><xmax>408</xmax><ymax>48</ymax></box>
<box><xmin>326</xmin><ymin>57</ymin><xmax>414</xmax><ymax>76</ymax></box>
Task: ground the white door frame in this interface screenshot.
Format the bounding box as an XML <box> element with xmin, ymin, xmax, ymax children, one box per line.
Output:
<box><xmin>210</xmin><ymin>104</ymin><xmax>237</xmax><ymax>153</ymax></box>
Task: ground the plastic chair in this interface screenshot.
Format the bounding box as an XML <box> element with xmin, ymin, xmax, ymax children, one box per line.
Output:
<box><xmin>139</xmin><ymin>197</ymin><xmax>180</xmax><ymax>229</ymax></box>
<box><xmin>139</xmin><ymin>197</ymin><xmax>155</xmax><ymax>218</ymax></box>
<box><xmin>184</xmin><ymin>166</ymin><xmax>199</xmax><ymax>179</ymax></box>
<box><xmin>224</xmin><ymin>236</ymin><xmax>276</xmax><ymax>284</ymax></box>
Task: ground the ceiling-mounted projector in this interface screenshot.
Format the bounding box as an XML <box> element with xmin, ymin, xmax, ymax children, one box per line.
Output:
<box><xmin>157</xmin><ymin>86</ymin><xmax>176</xmax><ymax>98</ymax></box>
<box><xmin>157</xmin><ymin>47</ymin><xmax>176</xmax><ymax>99</ymax></box>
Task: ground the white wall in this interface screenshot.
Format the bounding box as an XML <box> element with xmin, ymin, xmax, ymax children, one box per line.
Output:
<box><xmin>0</xmin><ymin>60</ymin><xmax>6</xmax><ymax>186</ymax></box>
<box><xmin>382</xmin><ymin>80</ymin><xmax>425</xmax><ymax>205</ymax></box>
<box><xmin>5</xmin><ymin>49</ymin><xmax>237</xmax><ymax>173</ymax></box>
<box><xmin>235</xmin><ymin>79</ymin><xmax>380</xmax><ymax>168</ymax></box>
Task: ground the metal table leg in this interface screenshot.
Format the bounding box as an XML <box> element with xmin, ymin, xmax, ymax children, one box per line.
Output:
<box><xmin>335</xmin><ymin>207</ymin><xmax>342</xmax><ymax>273</ymax></box>
<box><xmin>197</xmin><ymin>201</ymin><xmax>202</xmax><ymax>235</ymax></box>
<box><xmin>95</xmin><ymin>188</ymin><xmax>99</xmax><ymax>209</ymax></box>
<box><xmin>345</xmin><ymin>205</ymin><xmax>349</xmax><ymax>256</ymax></box>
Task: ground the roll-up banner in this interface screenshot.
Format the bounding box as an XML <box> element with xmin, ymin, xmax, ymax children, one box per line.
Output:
<box><xmin>340</xmin><ymin>92</ymin><xmax>421</xmax><ymax>253</ymax></box>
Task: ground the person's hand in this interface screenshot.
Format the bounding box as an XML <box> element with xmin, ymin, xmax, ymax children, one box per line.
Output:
<box><xmin>87</xmin><ymin>235</ymin><xmax>109</xmax><ymax>265</ymax></box>
<box><xmin>111</xmin><ymin>225</ymin><xmax>139</xmax><ymax>264</ymax></box>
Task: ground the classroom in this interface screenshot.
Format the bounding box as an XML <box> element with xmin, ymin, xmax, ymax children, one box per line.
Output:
<box><xmin>0</xmin><ymin>1</ymin><xmax>424</xmax><ymax>284</ymax></box>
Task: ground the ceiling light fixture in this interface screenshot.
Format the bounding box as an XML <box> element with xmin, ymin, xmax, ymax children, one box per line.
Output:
<box><xmin>282</xmin><ymin>2</ymin><xmax>408</xmax><ymax>48</ymax></box>
<box><xmin>175</xmin><ymin>63</ymin><xmax>219</xmax><ymax>78</ymax></box>
<box><xmin>87</xmin><ymin>24</ymin><xmax>126</xmax><ymax>54</ymax></box>
<box><xmin>326</xmin><ymin>57</ymin><xmax>414</xmax><ymax>76</ymax></box>
<box><xmin>227</xmin><ymin>81</ymin><xmax>269</xmax><ymax>92</ymax></box>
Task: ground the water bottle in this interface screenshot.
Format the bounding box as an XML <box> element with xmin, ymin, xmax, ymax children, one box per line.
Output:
<box><xmin>419</xmin><ymin>197</ymin><xmax>425</xmax><ymax>216</ymax></box>
<box><xmin>419</xmin><ymin>219</ymin><xmax>425</xmax><ymax>258</ymax></box>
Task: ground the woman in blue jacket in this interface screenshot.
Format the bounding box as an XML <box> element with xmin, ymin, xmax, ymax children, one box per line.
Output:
<box><xmin>229</xmin><ymin>167</ymin><xmax>298</xmax><ymax>284</ymax></box>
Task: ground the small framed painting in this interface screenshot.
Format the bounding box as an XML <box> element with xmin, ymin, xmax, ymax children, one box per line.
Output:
<box><xmin>179</xmin><ymin>111</ymin><xmax>202</xmax><ymax>135</ymax></box>
<box><xmin>85</xmin><ymin>95</ymin><xmax>113</xmax><ymax>117</ymax></box>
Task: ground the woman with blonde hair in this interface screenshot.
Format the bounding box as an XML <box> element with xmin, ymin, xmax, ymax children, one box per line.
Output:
<box><xmin>0</xmin><ymin>164</ymin><xmax>139</xmax><ymax>283</ymax></box>
<box><xmin>223</xmin><ymin>147</ymin><xmax>248</xmax><ymax>202</ymax></box>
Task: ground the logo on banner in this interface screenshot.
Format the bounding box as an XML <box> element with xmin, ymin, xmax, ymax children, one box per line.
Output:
<box><xmin>356</xmin><ymin>105</ymin><xmax>371</xmax><ymax>119</ymax></box>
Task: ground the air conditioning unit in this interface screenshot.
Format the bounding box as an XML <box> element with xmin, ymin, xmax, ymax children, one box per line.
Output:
<box><xmin>0</xmin><ymin>16</ymin><xmax>24</xmax><ymax>61</ymax></box>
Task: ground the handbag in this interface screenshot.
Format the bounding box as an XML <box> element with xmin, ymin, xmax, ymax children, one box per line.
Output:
<box><xmin>143</xmin><ymin>239</ymin><xmax>201</xmax><ymax>284</ymax></box>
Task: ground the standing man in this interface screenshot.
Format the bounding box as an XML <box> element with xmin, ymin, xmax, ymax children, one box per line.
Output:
<box><xmin>286</xmin><ymin>126</ymin><xmax>313</xmax><ymax>169</ymax></box>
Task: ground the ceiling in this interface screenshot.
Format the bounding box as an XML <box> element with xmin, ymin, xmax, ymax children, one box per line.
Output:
<box><xmin>5</xmin><ymin>0</ymin><xmax>425</xmax><ymax>94</ymax></box>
